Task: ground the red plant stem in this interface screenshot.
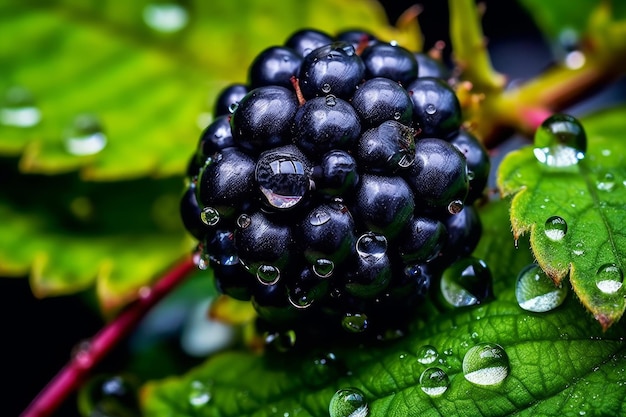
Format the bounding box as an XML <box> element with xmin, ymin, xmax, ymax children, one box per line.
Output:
<box><xmin>20</xmin><ymin>256</ymin><xmax>197</xmax><ymax>417</ymax></box>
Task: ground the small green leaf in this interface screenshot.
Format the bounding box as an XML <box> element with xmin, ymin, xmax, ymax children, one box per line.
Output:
<box><xmin>0</xmin><ymin>0</ymin><xmax>406</xmax><ymax>180</ymax></box>
<box><xmin>141</xmin><ymin>200</ymin><xmax>626</xmax><ymax>416</ymax></box>
<box><xmin>498</xmin><ymin>106</ymin><xmax>626</xmax><ymax>329</ymax></box>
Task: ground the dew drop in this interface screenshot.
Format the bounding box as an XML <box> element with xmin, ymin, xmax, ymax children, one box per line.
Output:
<box><xmin>416</xmin><ymin>345</ymin><xmax>439</xmax><ymax>365</ymax></box>
<box><xmin>341</xmin><ymin>313</ymin><xmax>368</xmax><ymax>333</ymax></box>
<box><xmin>572</xmin><ymin>242</ymin><xmax>585</xmax><ymax>256</ymax></box>
<box><xmin>188</xmin><ymin>380</ymin><xmax>211</xmax><ymax>408</ymax></box>
<box><xmin>355</xmin><ymin>232</ymin><xmax>387</xmax><ymax>262</ymax></box>
<box><xmin>313</xmin><ymin>258</ymin><xmax>335</xmax><ymax>278</ymax></box>
<box><xmin>64</xmin><ymin>114</ymin><xmax>107</xmax><ymax>155</ymax></box>
<box><xmin>256</xmin><ymin>264</ymin><xmax>280</xmax><ymax>285</ymax></box>
<box><xmin>419</xmin><ymin>367</ymin><xmax>449</xmax><ymax>397</ymax></box>
<box><xmin>0</xmin><ymin>86</ymin><xmax>41</xmax><ymax>127</ymax></box>
<box><xmin>515</xmin><ymin>263</ymin><xmax>568</xmax><ymax>312</ymax></box>
<box><xmin>440</xmin><ymin>257</ymin><xmax>493</xmax><ymax>308</ymax></box>
<box><xmin>544</xmin><ymin>216</ymin><xmax>567</xmax><ymax>241</ymax></box>
<box><xmin>200</xmin><ymin>207</ymin><xmax>220</xmax><ymax>226</ymax></box>
<box><xmin>447</xmin><ymin>200</ymin><xmax>464</xmax><ymax>215</ymax></box>
<box><xmin>228</xmin><ymin>102</ymin><xmax>239</xmax><ymax>114</ymax></box>
<box><xmin>329</xmin><ymin>387</ymin><xmax>369</xmax><ymax>417</ymax></box>
<box><xmin>236</xmin><ymin>213</ymin><xmax>251</xmax><ymax>229</ymax></box>
<box><xmin>393</xmin><ymin>111</ymin><xmax>402</xmax><ymax>121</ymax></box>
<box><xmin>322</xmin><ymin>83</ymin><xmax>332</xmax><ymax>94</ymax></box>
<box><xmin>256</xmin><ymin>149</ymin><xmax>311</xmax><ymax>210</ymax></box>
<box><xmin>309</xmin><ymin>207</ymin><xmax>331</xmax><ymax>226</ymax></box>
<box><xmin>596</xmin><ymin>172</ymin><xmax>615</xmax><ymax>192</ymax></box>
<box><xmin>532</xmin><ymin>113</ymin><xmax>586</xmax><ymax>167</ymax></box>
<box><xmin>467</xmin><ymin>170</ymin><xmax>475</xmax><ymax>180</ymax></box>
<box><xmin>462</xmin><ymin>343</ymin><xmax>510</xmax><ymax>386</ymax></box>
<box><xmin>325</xmin><ymin>94</ymin><xmax>337</xmax><ymax>106</ymax></box>
<box><xmin>595</xmin><ymin>263</ymin><xmax>623</xmax><ymax>294</ymax></box>
<box><xmin>425</xmin><ymin>104</ymin><xmax>437</xmax><ymax>115</ymax></box>
<box><xmin>342</xmin><ymin>44</ymin><xmax>356</xmax><ymax>56</ymax></box>
<box><xmin>143</xmin><ymin>2</ymin><xmax>189</xmax><ymax>33</ymax></box>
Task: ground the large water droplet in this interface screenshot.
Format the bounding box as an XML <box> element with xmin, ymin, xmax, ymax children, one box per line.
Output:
<box><xmin>0</xmin><ymin>86</ymin><xmax>41</xmax><ymax>127</ymax></box>
<box><xmin>341</xmin><ymin>313</ymin><xmax>368</xmax><ymax>333</ymax></box>
<box><xmin>256</xmin><ymin>264</ymin><xmax>280</xmax><ymax>285</ymax></box>
<box><xmin>544</xmin><ymin>216</ymin><xmax>567</xmax><ymax>241</ymax></box>
<box><xmin>313</xmin><ymin>258</ymin><xmax>335</xmax><ymax>278</ymax></box>
<box><xmin>64</xmin><ymin>114</ymin><xmax>107</xmax><ymax>155</ymax></box>
<box><xmin>419</xmin><ymin>367</ymin><xmax>449</xmax><ymax>397</ymax></box>
<box><xmin>462</xmin><ymin>343</ymin><xmax>510</xmax><ymax>386</ymax></box>
<box><xmin>440</xmin><ymin>257</ymin><xmax>493</xmax><ymax>308</ymax></box>
<box><xmin>188</xmin><ymin>380</ymin><xmax>212</xmax><ymax>408</ymax></box>
<box><xmin>143</xmin><ymin>2</ymin><xmax>189</xmax><ymax>33</ymax></box>
<box><xmin>533</xmin><ymin>113</ymin><xmax>586</xmax><ymax>167</ymax></box>
<box><xmin>515</xmin><ymin>264</ymin><xmax>568</xmax><ymax>312</ymax></box>
<box><xmin>417</xmin><ymin>345</ymin><xmax>439</xmax><ymax>365</ymax></box>
<box><xmin>200</xmin><ymin>207</ymin><xmax>220</xmax><ymax>226</ymax></box>
<box><xmin>595</xmin><ymin>263</ymin><xmax>623</xmax><ymax>294</ymax></box>
<box><xmin>596</xmin><ymin>172</ymin><xmax>616</xmax><ymax>192</ymax></box>
<box><xmin>256</xmin><ymin>149</ymin><xmax>311</xmax><ymax>210</ymax></box>
<box><xmin>329</xmin><ymin>387</ymin><xmax>369</xmax><ymax>417</ymax></box>
<box><xmin>355</xmin><ymin>232</ymin><xmax>387</xmax><ymax>262</ymax></box>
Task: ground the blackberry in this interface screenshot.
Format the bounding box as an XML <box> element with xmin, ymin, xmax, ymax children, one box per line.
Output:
<box><xmin>181</xmin><ymin>29</ymin><xmax>489</xmax><ymax>347</ymax></box>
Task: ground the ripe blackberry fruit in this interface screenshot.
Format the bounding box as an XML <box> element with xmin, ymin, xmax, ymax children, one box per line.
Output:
<box><xmin>181</xmin><ymin>28</ymin><xmax>489</xmax><ymax>347</ymax></box>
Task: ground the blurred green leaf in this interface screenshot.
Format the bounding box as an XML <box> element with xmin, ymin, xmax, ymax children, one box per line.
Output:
<box><xmin>141</xmin><ymin>200</ymin><xmax>626</xmax><ymax>416</ymax></box>
<box><xmin>0</xmin><ymin>0</ymin><xmax>413</xmax><ymax>180</ymax></box>
<box><xmin>498</xmin><ymin>106</ymin><xmax>626</xmax><ymax>330</ymax></box>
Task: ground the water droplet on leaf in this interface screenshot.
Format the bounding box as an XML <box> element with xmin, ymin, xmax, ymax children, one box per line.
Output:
<box><xmin>544</xmin><ymin>216</ymin><xmax>567</xmax><ymax>241</ymax></box>
<box><xmin>188</xmin><ymin>380</ymin><xmax>212</xmax><ymax>407</ymax></box>
<box><xmin>533</xmin><ymin>113</ymin><xmax>586</xmax><ymax>167</ymax></box>
<box><xmin>329</xmin><ymin>387</ymin><xmax>369</xmax><ymax>417</ymax></box>
<box><xmin>64</xmin><ymin>114</ymin><xmax>107</xmax><ymax>155</ymax></box>
<box><xmin>416</xmin><ymin>345</ymin><xmax>438</xmax><ymax>365</ymax></box>
<box><xmin>341</xmin><ymin>313</ymin><xmax>368</xmax><ymax>333</ymax></box>
<box><xmin>0</xmin><ymin>86</ymin><xmax>41</xmax><ymax>127</ymax></box>
<box><xmin>143</xmin><ymin>2</ymin><xmax>189</xmax><ymax>33</ymax></box>
<box><xmin>596</xmin><ymin>172</ymin><xmax>616</xmax><ymax>192</ymax></box>
<box><xmin>419</xmin><ymin>367</ymin><xmax>449</xmax><ymax>397</ymax></box>
<box><xmin>462</xmin><ymin>343</ymin><xmax>510</xmax><ymax>386</ymax></box>
<box><xmin>515</xmin><ymin>264</ymin><xmax>568</xmax><ymax>312</ymax></box>
<box><xmin>595</xmin><ymin>263</ymin><xmax>623</xmax><ymax>294</ymax></box>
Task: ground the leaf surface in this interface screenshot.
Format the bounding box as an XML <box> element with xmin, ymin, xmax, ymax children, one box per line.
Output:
<box><xmin>498</xmin><ymin>106</ymin><xmax>626</xmax><ymax>329</ymax></box>
<box><xmin>141</xmin><ymin>200</ymin><xmax>626</xmax><ymax>416</ymax></box>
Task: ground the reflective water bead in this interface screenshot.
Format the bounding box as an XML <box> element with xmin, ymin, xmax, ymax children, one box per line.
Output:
<box><xmin>256</xmin><ymin>264</ymin><xmax>281</xmax><ymax>285</ymax></box>
<box><xmin>313</xmin><ymin>258</ymin><xmax>335</xmax><ymax>278</ymax></box>
<box><xmin>544</xmin><ymin>216</ymin><xmax>567</xmax><ymax>241</ymax></box>
<box><xmin>595</xmin><ymin>263</ymin><xmax>624</xmax><ymax>294</ymax></box>
<box><xmin>440</xmin><ymin>257</ymin><xmax>493</xmax><ymax>308</ymax></box>
<box><xmin>256</xmin><ymin>145</ymin><xmax>311</xmax><ymax>210</ymax></box>
<box><xmin>596</xmin><ymin>172</ymin><xmax>616</xmax><ymax>192</ymax></box>
<box><xmin>188</xmin><ymin>380</ymin><xmax>212</xmax><ymax>408</ymax></box>
<box><xmin>200</xmin><ymin>207</ymin><xmax>220</xmax><ymax>226</ymax></box>
<box><xmin>462</xmin><ymin>343</ymin><xmax>510</xmax><ymax>386</ymax></box>
<box><xmin>309</xmin><ymin>206</ymin><xmax>331</xmax><ymax>226</ymax></box>
<box><xmin>419</xmin><ymin>367</ymin><xmax>449</xmax><ymax>397</ymax></box>
<box><xmin>143</xmin><ymin>2</ymin><xmax>189</xmax><ymax>33</ymax></box>
<box><xmin>533</xmin><ymin>113</ymin><xmax>586</xmax><ymax>167</ymax></box>
<box><xmin>0</xmin><ymin>86</ymin><xmax>41</xmax><ymax>127</ymax></box>
<box><xmin>341</xmin><ymin>313</ymin><xmax>368</xmax><ymax>333</ymax></box>
<box><xmin>355</xmin><ymin>232</ymin><xmax>387</xmax><ymax>262</ymax></box>
<box><xmin>416</xmin><ymin>345</ymin><xmax>439</xmax><ymax>365</ymax></box>
<box><xmin>447</xmin><ymin>200</ymin><xmax>464</xmax><ymax>215</ymax></box>
<box><xmin>515</xmin><ymin>264</ymin><xmax>568</xmax><ymax>312</ymax></box>
<box><xmin>322</xmin><ymin>83</ymin><xmax>332</xmax><ymax>93</ymax></box>
<box><xmin>236</xmin><ymin>213</ymin><xmax>251</xmax><ymax>229</ymax></box>
<box><xmin>64</xmin><ymin>114</ymin><xmax>107</xmax><ymax>155</ymax></box>
<box><xmin>329</xmin><ymin>387</ymin><xmax>369</xmax><ymax>417</ymax></box>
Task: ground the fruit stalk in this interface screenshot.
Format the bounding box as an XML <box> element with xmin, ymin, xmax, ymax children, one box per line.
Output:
<box><xmin>20</xmin><ymin>256</ymin><xmax>196</xmax><ymax>417</ymax></box>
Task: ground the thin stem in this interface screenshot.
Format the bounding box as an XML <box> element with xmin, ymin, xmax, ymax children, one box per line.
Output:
<box><xmin>20</xmin><ymin>256</ymin><xmax>197</xmax><ymax>417</ymax></box>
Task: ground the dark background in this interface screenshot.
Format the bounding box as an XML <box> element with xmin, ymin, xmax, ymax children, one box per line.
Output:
<box><xmin>3</xmin><ymin>1</ymin><xmax>551</xmax><ymax>416</ymax></box>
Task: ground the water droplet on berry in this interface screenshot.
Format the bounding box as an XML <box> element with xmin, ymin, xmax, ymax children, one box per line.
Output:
<box><xmin>313</xmin><ymin>258</ymin><xmax>335</xmax><ymax>278</ymax></box>
<box><xmin>341</xmin><ymin>313</ymin><xmax>368</xmax><ymax>333</ymax></box>
<box><xmin>462</xmin><ymin>343</ymin><xmax>510</xmax><ymax>386</ymax></box>
<box><xmin>188</xmin><ymin>380</ymin><xmax>212</xmax><ymax>408</ymax></box>
<box><xmin>288</xmin><ymin>291</ymin><xmax>314</xmax><ymax>309</ymax></box>
<box><xmin>440</xmin><ymin>257</ymin><xmax>493</xmax><ymax>308</ymax></box>
<box><xmin>419</xmin><ymin>367</ymin><xmax>449</xmax><ymax>397</ymax></box>
<box><xmin>447</xmin><ymin>200</ymin><xmax>464</xmax><ymax>214</ymax></box>
<box><xmin>544</xmin><ymin>216</ymin><xmax>567</xmax><ymax>241</ymax></box>
<box><xmin>322</xmin><ymin>83</ymin><xmax>332</xmax><ymax>93</ymax></box>
<box><xmin>256</xmin><ymin>148</ymin><xmax>311</xmax><ymax>210</ymax></box>
<box><xmin>393</xmin><ymin>111</ymin><xmax>402</xmax><ymax>121</ymax></box>
<box><xmin>467</xmin><ymin>170</ymin><xmax>476</xmax><ymax>180</ymax></box>
<box><xmin>64</xmin><ymin>114</ymin><xmax>107</xmax><ymax>155</ymax></box>
<box><xmin>0</xmin><ymin>86</ymin><xmax>41</xmax><ymax>127</ymax></box>
<box><xmin>236</xmin><ymin>213</ymin><xmax>251</xmax><ymax>229</ymax></box>
<box><xmin>533</xmin><ymin>113</ymin><xmax>586</xmax><ymax>167</ymax></box>
<box><xmin>309</xmin><ymin>207</ymin><xmax>331</xmax><ymax>226</ymax></box>
<box><xmin>515</xmin><ymin>264</ymin><xmax>568</xmax><ymax>312</ymax></box>
<box><xmin>396</xmin><ymin>154</ymin><xmax>413</xmax><ymax>168</ymax></box>
<box><xmin>425</xmin><ymin>104</ymin><xmax>437</xmax><ymax>115</ymax></box>
<box><xmin>416</xmin><ymin>345</ymin><xmax>438</xmax><ymax>365</ymax></box>
<box><xmin>325</xmin><ymin>94</ymin><xmax>337</xmax><ymax>106</ymax></box>
<box><xmin>200</xmin><ymin>207</ymin><xmax>220</xmax><ymax>226</ymax></box>
<box><xmin>356</xmin><ymin>232</ymin><xmax>387</xmax><ymax>262</ymax></box>
<box><xmin>329</xmin><ymin>387</ymin><xmax>369</xmax><ymax>417</ymax></box>
<box><xmin>143</xmin><ymin>2</ymin><xmax>189</xmax><ymax>33</ymax></box>
<box><xmin>341</xmin><ymin>44</ymin><xmax>356</xmax><ymax>56</ymax></box>
<box><xmin>595</xmin><ymin>263</ymin><xmax>623</xmax><ymax>294</ymax></box>
<box><xmin>596</xmin><ymin>172</ymin><xmax>615</xmax><ymax>192</ymax></box>
<box><xmin>256</xmin><ymin>264</ymin><xmax>280</xmax><ymax>285</ymax></box>
<box><xmin>228</xmin><ymin>102</ymin><xmax>239</xmax><ymax>114</ymax></box>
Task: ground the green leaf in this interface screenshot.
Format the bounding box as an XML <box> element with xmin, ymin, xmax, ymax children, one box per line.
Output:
<box><xmin>140</xmin><ymin>200</ymin><xmax>626</xmax><ymax>416</ymax></box>
<box><xmin>498</xmin><ymin>106</ymin><xmax>626</xmax><ymax>330</ymax></box>
<box><xmin>0</xmin><ymin>0</ymin><xmax>411</xmax><ymax>180</ymax></box>
<box><xmin>0</xmin><ymin>159</ymin><xmax>192</xmax><ymax>312</ymax></box>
